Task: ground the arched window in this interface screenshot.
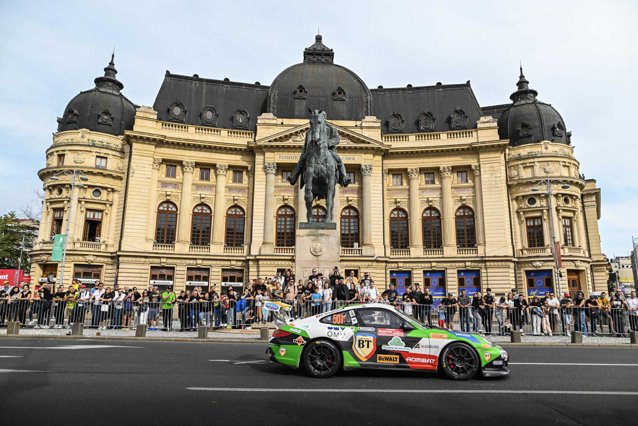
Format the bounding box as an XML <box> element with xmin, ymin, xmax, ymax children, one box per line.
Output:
<box><xmin>155</xmin><ymin>202</ymin><xmax>177</xmax><ymax>244</ymax></box>
<box><xmin>191</xmin><ymin>204</ymin><xmax>212</xmax><ymax>245</ymax></box>
<box><xmin>390</xmin><ymin>208</ymin><xmax>409</xmax><ymax>249</ymax></box>
<box><xmin>311</xmin><ymin>205</ymin><xmax>327</xmax><ymax>223</ymax></box>
<box><xmin>225</xmin><ymin>206</ymin><xmax>245</xmax><ymax>247</ymax></box>
<box><xmin>340</xmin><ymin>207</ymin><xmax>360</xmax><ymax>248</ymax></box>
<box><xmin>422</xmin><ymin>208</ymin><xmax>442</xmax><ymax>249</ymax></box>
<box><xmin>455</xmin><ymin>206</ymin><xmax>476</xmax><ymax>248</ymax></box>
<box><xmin>276</xmin><ymin>206</ymin><xmax>295</xmax><ymax>247</ymax></box>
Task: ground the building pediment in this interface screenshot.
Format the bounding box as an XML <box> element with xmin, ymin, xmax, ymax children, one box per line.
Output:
<box><xmin>254</xmin><ymin>122</ymin><xmax>388</xmax><ymax>151</ymax></box>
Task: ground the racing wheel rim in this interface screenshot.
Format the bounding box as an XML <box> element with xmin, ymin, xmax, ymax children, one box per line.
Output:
<box><xmin>443</xmin><ymin>344</ymin><xmax>479</xmax><ymax>379</ymax></box>
<box><xmin>306</xmin><ymin>341</ymin><xmax>339</xmax><ymax>376</ymax></box>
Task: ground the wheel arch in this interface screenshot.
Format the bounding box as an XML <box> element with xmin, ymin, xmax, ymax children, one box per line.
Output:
<box><xmin>299</xmin><ymin>336</ymin><xmax>342</xmax><ymax>366</ymax></box>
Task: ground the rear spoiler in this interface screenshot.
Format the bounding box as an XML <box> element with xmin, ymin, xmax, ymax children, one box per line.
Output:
<box><xmin>263</xmin><ymin>301</ymin><xmax>293</xmax><ymax>328</ymax></box>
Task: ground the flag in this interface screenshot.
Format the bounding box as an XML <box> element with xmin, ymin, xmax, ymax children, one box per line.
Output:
<box><xmin>555</xmin><ymin>241</ymin><xmax>562</xmax><ymax>268</ymax></box>
<box><xmin>51</xmin><ymin>234</ymin><xmax>66</xmax><ymax>261</ymax></box>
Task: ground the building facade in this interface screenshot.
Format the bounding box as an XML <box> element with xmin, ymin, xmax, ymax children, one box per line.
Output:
<box><xmin>30</xmin><ymin>35</ymin><xmax>607</xmax><ymax>297</ymax></box>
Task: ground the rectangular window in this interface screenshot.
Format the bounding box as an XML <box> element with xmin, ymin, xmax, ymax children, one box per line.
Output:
<box><xmin>457</xmin><ymin>171</ymin><xmax>468</xmax><ymax>184</ymax></box>
<box><xmin>57</xmin><ymin>154</ymin><xmax>65</xmax><ymax>166</ymax></box>
<box><xmin>149</xmin><ymin>266</ymin><xmax>175</xmax><ymax>289</ymax></box>
<box><xmin>51</xmin><ymin>208</ymin><xmax>64</xmax><ymax>236</ymax></box>
<box><xmin>95</xmin><ymin>156</ymin><xmax>107</xmax><ymax>169</ymax></box>
<box><xmin>346</xmin><ymin>171</ymin><xmax>356</xmax><ymax>184</ymax></box>
<box><xmin>392</xmin><ymin>173</ymin><xmax>403</xmax><ymax>186</ymax></box>
<box><xmin>423</xmin><ymin>277</ymin><xmax>431</xmax><ymax>287</ymax></box>
<box><xmin>562</xmin><ymin>217</ymin><xmax>574</xmax><ymax>246</ymax></box>
<box><xmin>73</xmin><ymin>264</ymin><xmax>103</xmax><ymax>286</ymax></box>
<box><xmin>282</xmin><ymin>170</ymin><xmax>292</xmax><ymax>182</ymax></box>
<box><xmin>232</xmin><ymin>170</ymin><xmax>243</xmax><ymax>184</ymax></box>
<box><xmin>199</xmin><ymin>167</ymin><xmax>210</xmax><ymax>181</ymax></box>
<box><xmin>165</xmin><ymin>164</ymin><xmax>177</xmax><ymax>178</ymax></box>
<box><xmin>186</xmin><ymin>267</ymin><xmax>210</xmax><ymax>288</ymax></box>
<box><xmin>83</xmin><ymin>210</ymin><xmax>103</xmax><ymax>241</ymax></box>
<box><xmin>526</xmin><ymin>217</ymin><xmax>545</xmax><ymax>248</ymax></box>
<box><xmin>424</xmin><ymin>172</ymin><xmax>435</xmax><ymax>185</ymax></box>
<box><xmin>221</xmin><ymin>269</ymin><xmax>244</xmax><ymax>293</ymax></box>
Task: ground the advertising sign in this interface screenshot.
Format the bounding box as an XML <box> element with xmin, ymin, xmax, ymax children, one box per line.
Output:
<box><xmin>0</xmin><ymin>269</ymin><xmax>26</xmax><ymax>286</ymax></box>
<box><xmin>458</xmin><ymin>270</ymin><xmax>481</xmax><ymax>296</ymax></box>
<box><xmin>526</xmin><ymin>270</ymin><xmax>554</xmax><ymax>297</ymax></box>
<box><xmin>423</xmin><ymin>271</ymin><xmax>446</xmax><ymax>307</ymax></box>
<box><xmin>51</xmin><ymin>234</ymin><xmax>66</xmax><ymax>261</ymax></box>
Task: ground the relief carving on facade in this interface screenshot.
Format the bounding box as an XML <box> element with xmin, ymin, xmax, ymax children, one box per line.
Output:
<box><xmin>361</xmin><ymin>164</ymin><xmax>373</xmax><ymax>176</ymax></box>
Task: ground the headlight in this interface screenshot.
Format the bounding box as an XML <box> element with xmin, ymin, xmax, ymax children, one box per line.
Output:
<box><xmin>500</xmin><ymin>351</ymin><xmax>509</xmax><ymax>362</ymax></box>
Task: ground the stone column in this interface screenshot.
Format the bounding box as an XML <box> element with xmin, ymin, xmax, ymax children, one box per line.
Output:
<box><xmin>471</xmin><ymin>165</ymin><xmax>485</xmax><ymax>248</ymax></box>
<box><xmin>440</xmin><ymin>166</ymin><xmax>455</xmax><ymax>255</ymax></box>
<box><xmin>261</xmin><ymin>162</ymin><xmax>277</xmax><ymax>254</ymax></box>
<box><xmin>146</xmin><ymin>158</ymin><xmax>162</xmax><ymax>243</ymax></box>
<box><xmin>177</xmin><ymin>161</ymin><xmax>195</xmax><ymax>247</ymax></box>
<box><xmin>107</xmin><ymin>190</ymin><xmax>119</xmax><ymax>249</ymax></box>
<box><xmin>361</xmin><ymin>164</ymin><xmax>373</xmax><ymax>249</ymax></box>
<box><xmin>407</xmin><ymin>168</ymin><xmax>422</xmax><ymax>254</ymax></box>
<box><xmin>211</xmin><ymin>164</ymin><xmax>228</xmax><ymax>250</ymax></box>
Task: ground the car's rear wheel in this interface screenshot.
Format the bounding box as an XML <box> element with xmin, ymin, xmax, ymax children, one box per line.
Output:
<box><xmin>302</xmin><ymin>339</ymin><xmax>342</xmax><ymax>378</ymax></box>
<box><xmin>440</xmin><ymin>342</ymin><xmax>480</xmax><ymax>380</ymax></box>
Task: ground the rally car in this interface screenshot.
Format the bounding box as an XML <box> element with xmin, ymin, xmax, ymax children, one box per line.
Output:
<box><xmin>266</xmin><ymin>302</ymin><xmax>509</xmax><ymax>380</ymax></box>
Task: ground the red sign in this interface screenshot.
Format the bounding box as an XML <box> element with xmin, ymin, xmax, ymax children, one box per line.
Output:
<box><xmin>0</xmin><ymin>269</ymin><xmax>27</xmax><ymax>286</ymax></box>
<box><xmin>404</xmin><ymin>354</ymin><xmax>438</xmax><ymax>370</ymax></box>
<box><xmin>377</xmin><ymin>328</ymin><xmax>405</xmax><ymax>337</ymax></box>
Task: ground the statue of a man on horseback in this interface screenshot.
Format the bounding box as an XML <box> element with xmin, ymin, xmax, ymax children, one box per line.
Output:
<box><xmin>287</xmin><ymin>109</ymin><xmax>350</xmax><ymax>222</ymax></box>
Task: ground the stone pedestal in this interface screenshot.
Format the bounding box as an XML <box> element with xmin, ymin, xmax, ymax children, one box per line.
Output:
<box><xmin>295</xmin><ymin>222</ymin><xmax>340</xmax><ymax>281</ymax></box>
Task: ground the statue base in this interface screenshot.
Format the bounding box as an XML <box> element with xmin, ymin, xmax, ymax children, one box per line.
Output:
<box><xmin>295</xmin><ymin>222</ymin><xmax>340</xmax><ymax>282</ymax></box>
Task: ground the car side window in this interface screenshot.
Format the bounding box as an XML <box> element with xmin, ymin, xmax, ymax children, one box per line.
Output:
<box><xmin>320</xmin><ymin>310</ymin><xmax>353</xmax><ymax>326</ymax></box>
<box><xmin>356</xmin><ymin>308</ymin><xmax>404</xmax><ymax>328</ymax></box>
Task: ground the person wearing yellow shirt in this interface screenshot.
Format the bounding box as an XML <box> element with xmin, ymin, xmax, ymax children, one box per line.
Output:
<box><xmin>598</xmin><ymin>292</ymin><xmax>613</xmax><ymax>334</ymax></box>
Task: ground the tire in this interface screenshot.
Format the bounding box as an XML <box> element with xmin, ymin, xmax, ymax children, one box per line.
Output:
<box><xmin>302</xmin><ymin>339</ymin><xmax>342</xmax><ymax>378</ymax></box>
<box><xmin>440</xmin><ymin>342</ymin><xmax>480</xmax><ymax>380</ymax></box>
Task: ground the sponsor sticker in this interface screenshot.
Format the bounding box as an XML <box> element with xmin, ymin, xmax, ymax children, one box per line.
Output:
<box><xmin>289</xmin><ymin>327</ymin><xmax>303</xmax><ymax>334</ymax></box>
<box><xmin>381</xmin><ymin>336</ymin><xmax>410</xmax><ymax>352</ymax></box>
<box><xmin>484</xmin><ymin>352</ymin><xmax>492</xmax><ymax>361</ymax></box>
<box><xmin>293</xmin><ymin>336</ymin><xmax>306</xmax><ymax>346</ymax></box>
<box><xmin>404</xmin><ymin>354</ymin><xmax>438</xmax><ymax>370</ymax></box>
<box><xmin>352</xmin><ymin>333</ymin><xmax>376</xmax><ymax>361</ymax></box>
<box><xmin>430</xmin><ymin>333</ymin><xmax>449</xmax><ymax>340</ymax></box>
<box><xmin>279</xmin><ymin>348</ymin><xmax>286</xmax><ymax>356</ymax></box>
<box><xmin>481</xmin><ymin>344</ymin><xmax>492</xmax><ymax>349</ymax></box>
<box><xmin>326</xmin><ymin>325</ymin><xmax>349</xmax><ymax>340</ymax></box>
<box><xmin>376</xmin><ymin>354</ymin><xmax>400</xmax><ymax>364</ymax></box>
<box><xmin>377</xmin><ymin>328</ymin><xmax>405</xmax><ymax>337</ymax></box>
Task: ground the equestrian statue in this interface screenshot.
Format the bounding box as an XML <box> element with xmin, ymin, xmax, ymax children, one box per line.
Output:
<box><xmin>287</xmin><ymin>109</ymin><xmax>350</xmax><ymax>222</ymax></box>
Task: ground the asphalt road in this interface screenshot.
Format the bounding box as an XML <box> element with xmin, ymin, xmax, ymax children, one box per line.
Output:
<box><xmin>1</xmin><ymin>338</ymin><xmax>637</xmax><ymax>426</ymax></box>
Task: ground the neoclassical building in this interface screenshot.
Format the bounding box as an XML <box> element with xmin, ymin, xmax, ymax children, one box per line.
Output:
<box><xmin>30</xmin><ymin>35</ymin><xmax>607</xmax><ymax>299</ymax></box>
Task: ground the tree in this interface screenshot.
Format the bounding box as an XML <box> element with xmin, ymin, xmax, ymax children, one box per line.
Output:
<box><xmin>0</xmin><ymin>212</ymin><xmax>36</xmax><ymax>271</ymax></box>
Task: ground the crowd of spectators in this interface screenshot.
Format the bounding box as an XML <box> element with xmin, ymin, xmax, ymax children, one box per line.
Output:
<box><xmin>1</xmin><ymin>271</ymin><xmax>637</xmax><ymax>337</ymax></box>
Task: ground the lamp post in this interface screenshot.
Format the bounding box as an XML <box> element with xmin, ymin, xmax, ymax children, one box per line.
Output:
<box><xmin>49</xmin><ymin>170</ymin><xmax>88</xmax><ymax>288</ymax></box>
<box><xmin>532</xmin><ymin>178</ymin><xmax>570</xmax><ymax>297</ymax></box>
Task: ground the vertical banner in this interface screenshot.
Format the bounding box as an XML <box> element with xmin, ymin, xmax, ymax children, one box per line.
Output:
<box><xmin>555</xmin><ymin>241</ymin><xmax>563</xmax><ymax>268</ymax></box>
<box><xmin>51</xmin><ymin>234</ymin><xmax>66</xmax><ymax>261</ymax></box>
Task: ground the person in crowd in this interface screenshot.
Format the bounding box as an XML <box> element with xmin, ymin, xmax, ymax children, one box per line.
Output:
<box><xmin>382</xmin><ymin>283</ymin><xmax>399</xmax><ymax>306</ymax></box>
<box><xmin>35</xmin><ymin>282</ymin><xmax>54</xmax><ymax>328</ymax></box>
<box><xmin>137</xmin><ymin>290</ymin><xmax>150</xmax><ymax>326</ymax></box>
<box><xmin>271</xmin><ymin>281</ymin><xmax>284</xmax><ymax>300</ymax></box>
<box><xmin>321</xmin><ymin>281</ymin><xmax>333</xmax><ymax>313</ymax></box>
<box><xmin>210</xmin><ymin>286</ymin><xmax>222</xmax><ymax>327</ymax></box>
<box><xmin>610</xmin><ymin>290</ymin><xmax>627</xmax><ymax>336</ymax></box>
<box><xmin>360</xmin><ymin>272</ymin><xmax>372</xmax><ymax>288</ymax></box>
<box><xmin>560</xmin><ymin>292</ymin><xmax>573</xmax><ymax>336</ymax></box>
<box><xmin>98</xmin><ymin>286</ymin><xmax>113</xmax><ymax>330</ymax></box>
<box><xmin>308</xmin><ymin>269</ymin><xmax>319</xmax><ymax>282</ymax></box>
<box><xmin>176</xmin><ymin>290</ymin><xmax>188</xmax><ymax>330</ymax></box>
<box><xmin>65</xmin><ymin>285</ymin><xmax>78</xmax><ymax>326</ymax></box>
<box><xmin>483</xmin><ymin>289</ymin><xmax>495</xmax><ymax>334</ymax></box>
<box><xmin>572</xmin><ymin>291</ymin><xmax>587</xmax><ymax>336</ymax></box>
<box><xmin>161</xmin><ymin>286</ymin><xmax>176</xmax><ymax>330</ymax></box>
<box><xmin>357</xmin><ymin>280</ymin><xmax>368</xmax><ymax>303</ymax></box>
<box><xmin>345</xmin><ymin>270</ymin><xmax>359</xmax><ymax>287</ymax></box>
<box><xmin>471</xmin><ymin>292</ymin><xmax>485</xmax><ymax>333</ymax></box>
<box><xmin>627</xmin><ymin>290</ymin><xmax>638</xmax><ymax>332</ymax></box>
<box><xmin>329</xmin><ymin>267</ymin><xmax>343</xmax><ymax>289</ymax></box>
<box><xmin>443</xmin><ymin>293</ymin><xmax>458</xmax><ymax>330</ymax></box>
<box><xmin>437</xmin><ymin>302</ymin><xmax>446</xmax><ymax>328</ymax></box>
<box><xmin>458</xmin><ymin>290</ymin><xmax>471</xmax><ymax>332</ymax></box>
<box><xmin>110</xmin><ymin>285</ymin><xmax>126</xmax><ymax>329</ymax></box>
<box><xmin>495</xmin><ymin>296</ymin><xmax>507</xmax><ymax>335</ymax></box>
<box><xmin>200</xmin><ymin>292</ymin><xmax>213</xmax><ymax>327</ymax></box>
<box><xmin>540</xmin><ymin>298</ymin><xmax>553</xmax><ymax>336</ymax></box>
<box><xmin>412</xmin><ymin>284</ymin><xmax>424</xmax><ymax>323</ymax></box>
<box><xmin>0</xmin><ymin>281</ymin><xmax>11</xmax><ymax>325</ymax></box>
<box><xmin>147</xmin><ymin>286</ymin><xmax>161</xmax><ymax>331</ymax></box>
<box><xmin>402</xmin><ymin>295</ymin><xmax>415</xmax><ymax>316</ymax></box>
<box><xmin>366</xmin><ymin>281</ymin><xmax>379</xmax><ymax>303</ymax></box>
<box><xmin>346</xmin><ymin>282</ymin><xmax>359</xmax><ymax>305</ymax></box>
<box><xmin>88</xmin><ymin>283</ymin><xmax>105</xmax><ymax>328</ymax></box>
<box><xmin>254</xmin><ymin>289</ymin><xmax>264</xmax><ymax>323</ymax></box>
<box><xmin>584</xmin><ymin>293</ymin><xmax>600</xmax><ymax>336</ymax></box>
<box><xmin>420</xmin><ymin>287</ymin><xmax>433</xmax><ymax>327</ymax></box>
<box><xmin>546</xmin><ymin>292</ymin><xmax>560</xmax><ymax>333</ymax></box>
<box><xmin>122</xmin><ymin>289</ymin><xmax>135</xmax><ymax>330</ymax></box>
<box><xmin>188</xmin><ymin>289</ymin><xmax>201</xmax><ymax>331</ymax></box>
<box><xmin>530</xmin><ymin>296</ymin><xmax>543</xmax><ymax>336</ymax></box>
<box><xmin>504</xmin><ymin>293</ymin><xmax>514</xmax><ymax>333</ymax></box>
<box><xmin>75</xmin><ymin>285</ymin><xmax>90</xmax><ymax>325</ymax></box>
<box><xmin>310</xmin><ymin>285</ymin><xmax>322</xmax><ymax>315</ymax></box>
<box><xmin>334</xmin><ymin>278</ymin><xmax>348</xmax><ymax>308</ymax></box>
<box><xmin>52</xmin><ymin>284</ymin><xmax>67</xmax><ymax>328</ymax></box>
<box><xmin>598</xmin><ymin>291</ymin><xmax>613</xmax><ymax>334</ymax></box>
<box><xmin>513</xmin><ymin>293</ymin><xmax>529</xmax><ymax>333</ymax></box>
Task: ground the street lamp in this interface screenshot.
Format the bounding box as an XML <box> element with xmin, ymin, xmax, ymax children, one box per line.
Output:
<box><xmin>531</xmin><ymin>178</ymin><xmax>570</xmax><ymax>297</ymax></box>
<box><xmin>48</xmin><ymin>170</ymin><xmax>88</xmax><ymax>288</ymax></box>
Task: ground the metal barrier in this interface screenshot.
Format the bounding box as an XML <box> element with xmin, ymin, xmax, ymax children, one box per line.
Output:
<box><xmin>1</xmin><ymin>297</ymin><xmax>636</xmax><ymax>337</ymax></box>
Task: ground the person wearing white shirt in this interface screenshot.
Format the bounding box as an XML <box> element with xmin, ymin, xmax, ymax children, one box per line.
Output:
<box><xmin>89</xmin><ymin>284</ymin><xmax>105</xmax><ymax>328</ymax></box>
<box><xmin>111</xmin><ymin>286</ymin><xmax>126</xmax><ymax>328</ymax></box>
<box><xmin>546</xmin><ymin>292</ymin><xmax>560</xmax><ymax>334</ymax></box>
<box><xmin>321</xmin><ymin>282</ymin><xmax>333</xmax><ymax>313</ymax></box>
<box><xmin>627</xmin><ymin>291</ymin><xmax>638</xmax><ymax>332</ymax></box>
<box><xmin>366</xmin><ymin>281</ymin><xmax>379</xmax><ymax>303</ymax></box>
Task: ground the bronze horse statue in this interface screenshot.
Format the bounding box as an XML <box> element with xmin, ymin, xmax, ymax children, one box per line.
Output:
<box><xmin>287</xmin><ymin>110</ymin><xmax>349</xmax><ymax>222</ymax></box>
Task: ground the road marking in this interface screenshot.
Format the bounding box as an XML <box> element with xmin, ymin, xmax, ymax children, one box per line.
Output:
<box><xmin>186</xmin><ymin>388</ymin><xmax>638</xmax><ymax>396</ymax></box>
<box><xmin>233</xmin><ymin>360</ymin><xmax>267</xmax><ymax>365</ymax></box>
<box><xmin>0</xmin><ymin>369</ymin><xmax>47</xmax><ymax>373</ymax></box>
<box><xmin>0</xmin><ymin>355</ymin><xmax>23</xmax><ymax>358</ymax></box>
<box><xmin>509</xmin><ymin>362</ymin><xmax>638</xmax><ymax>367</ymax></box>
<box><xmin>209</xmin><ymin>360</ymin><xmax>231</xmax><ymax>362</ymax></box>
<box><xmin>0</xmin><ymin>345</ymin><xmax>141</xmax><ymax>350</ymax></box>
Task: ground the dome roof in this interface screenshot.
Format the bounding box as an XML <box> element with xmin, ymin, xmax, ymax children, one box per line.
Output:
<box><xmin>498</xmin><ymin>68</ymin><xmax>571</xmax><ymax>146</ymax></box>
<box><xmin>57</xmin><ymin>54</ymin><xmax>137</xmax><ymax>136</ymax></box>
<box><xmin>267</xmin><ymin>35</ymin><xmax>372</xmax><ymax>121</ymax></box>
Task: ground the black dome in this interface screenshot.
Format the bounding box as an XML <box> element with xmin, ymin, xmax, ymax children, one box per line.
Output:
<box><xmin>267</xmin><ymin>35</ymin><xmax>372</xmax><ymax>120</ymax></box>
<box><xmin>57</xmin><ymin>54</ymin><xmax>136</xmax><ymax>136</ymax></box>
<box><xmin>498</xmin><ymin>68</ymin><xmax>571</xmax><ymax>146</ymax></box>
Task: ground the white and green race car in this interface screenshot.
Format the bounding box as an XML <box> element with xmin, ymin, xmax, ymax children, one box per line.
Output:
<box><xmin>267</xmin><ymin>302</ymin><xmax>509</xmax><ymax>380</ymax></box>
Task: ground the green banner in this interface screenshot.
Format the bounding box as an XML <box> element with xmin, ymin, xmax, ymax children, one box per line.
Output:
<box><xmin>51</xmin><ymin>234</ymin><xmax>66</xmax><ymax>261</ymax></box>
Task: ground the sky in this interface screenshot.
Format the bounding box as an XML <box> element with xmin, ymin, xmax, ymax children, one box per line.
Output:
<box><xmin>0</xmin><ymin>0</ymin><xmax>636</xmax><ymax>257</ymax></box>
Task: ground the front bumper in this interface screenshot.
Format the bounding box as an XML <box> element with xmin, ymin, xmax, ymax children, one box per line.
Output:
<box><xmin>481</xmin><ymin>357</ymin><xmax>510</xmax><ymax>377</ymax></box>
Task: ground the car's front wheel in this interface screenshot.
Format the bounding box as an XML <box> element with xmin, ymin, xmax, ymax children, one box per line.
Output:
<box><xmin>440</xmin><ymin>342</ymin><xmax>480</xmax><ymax>380</ymax></box>
<box><xmin>302</xmin><ymin>339</ymin><xmax>342</xmax><ymax>378</ymax></box>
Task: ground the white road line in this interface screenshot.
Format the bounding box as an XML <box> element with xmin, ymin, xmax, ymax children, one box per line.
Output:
<box><xmin>0</xmin><ymin>355</ymin><xmax>24</xmax><ymax>358</ymax></box>
<box><xmin>208</xmin><ymin>360</ymin><xmax>231</xmax><ymax>362</ymax></box>
<box><xmin>233</xmin><ymin>360</ymin><xmax>267</xmax><ymax>365</ymax></box>
<box><xmin>186</xmin><ymin>388</ymin><xmax>638</xmax><ymax>396</ymax></box>
<box><xmin>0</xmin><ymin>369</ymin><xmax>47</xmax><ymax>373</ymax></box>
<box><xmin>509</xmin><ymin>362</ymin><xmax>638</xmax><ymax>367</ymax></box>
<box><xmin>0</xmin><ymin>345</ymin><xmax>141</xmax><ymax>350</ymax></box>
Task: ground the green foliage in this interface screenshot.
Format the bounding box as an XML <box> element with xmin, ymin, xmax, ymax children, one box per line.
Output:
<box><xmin>0</xmin><ymin>212</ymin><xmax>36</xmax><ymax>270</ymax></box>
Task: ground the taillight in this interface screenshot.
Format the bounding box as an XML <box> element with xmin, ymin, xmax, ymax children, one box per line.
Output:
<box><xmin>272</xmin><ymin>329</ymin><xmax>291</xmax><ymax>338</ymax></box>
